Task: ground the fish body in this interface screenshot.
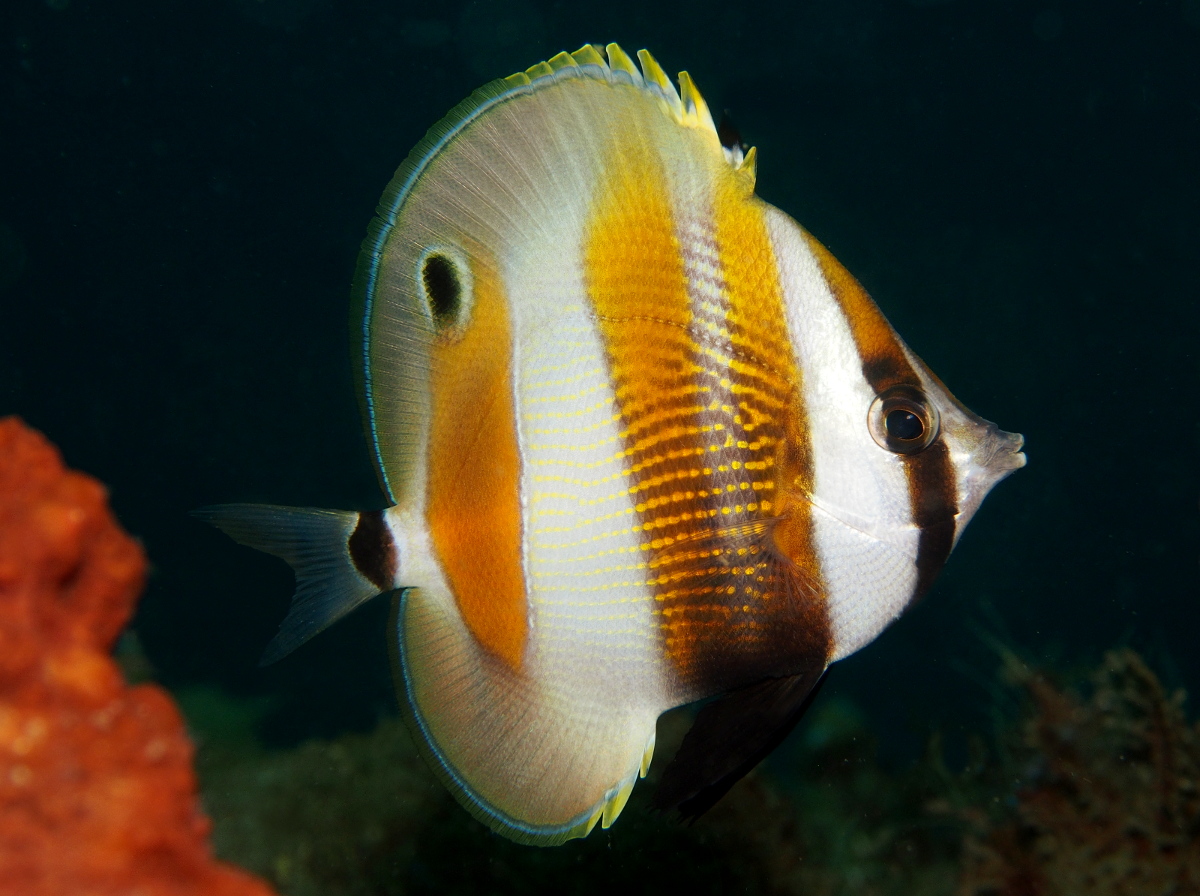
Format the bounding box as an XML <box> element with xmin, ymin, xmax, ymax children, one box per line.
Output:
<box><xmin>197</xmin><ymin>45</ymin><xmax>1024</xmax><ymax>845</ymax></box>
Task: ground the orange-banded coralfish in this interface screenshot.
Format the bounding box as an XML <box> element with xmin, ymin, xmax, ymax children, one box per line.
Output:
<box><xmin>196</xmin><ymin>44</ymin><xmax>1025</xmax><ymax>846</ymax></box>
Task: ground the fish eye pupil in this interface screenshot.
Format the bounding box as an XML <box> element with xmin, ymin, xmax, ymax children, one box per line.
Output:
<box><xmin>422</xmin><ymin>253</ymin><xmax>461</xmax><ymax>328</ymax></box>
<box><xmin>885</xmin><ymin>409</ymin><xmax>924</xmax><ymax>441</ymax></box>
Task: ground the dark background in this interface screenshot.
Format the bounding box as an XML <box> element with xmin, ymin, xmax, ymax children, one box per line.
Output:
<box><xmin>1</xmin><ymin>0</ymin><xmax>1197</xmax><ymax>762</ymax></box>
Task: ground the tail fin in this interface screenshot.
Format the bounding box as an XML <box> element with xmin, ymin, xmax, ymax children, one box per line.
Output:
<box><xmin>192</xmin><ymin>504</ymin><xmax>397</xmax><ymax>665</ymax></box>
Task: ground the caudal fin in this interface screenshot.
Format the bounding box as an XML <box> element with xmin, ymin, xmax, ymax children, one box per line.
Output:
<box><xmin>192</xmin><ymin>504</ymin><xmax>397</xmax><ymax>664</ymax></box>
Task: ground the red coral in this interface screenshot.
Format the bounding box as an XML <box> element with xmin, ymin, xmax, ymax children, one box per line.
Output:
<box><xmin>0</xmin><ymin>417</ymin><xmax>276</xmax><ymax>896</ymax></box>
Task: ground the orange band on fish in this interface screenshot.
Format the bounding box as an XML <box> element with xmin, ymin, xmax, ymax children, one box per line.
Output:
<box><xmin>425</xmin><ymin>253</ymin><xmax>528</xmax><ymax>670</ymax></box>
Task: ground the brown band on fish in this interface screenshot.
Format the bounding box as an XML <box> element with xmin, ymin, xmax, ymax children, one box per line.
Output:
<box><xmin>348</xmin><ymin>510</ymin><xmax>398</xmax><ymax>591</ymax></box>
<box><xmin>908</xmin><ymin>442</ymin><xmax>956</xmax><ymax>599</ymax></box>
<box><xmin>801</xmin><ymin>231</ymin><xmax>958</xmax><ymax>603</ymax></box>
<box><xmin>586</xmin><ymin>148</ymin><xmax>830</xmax><ymax>696</ymax></box>
<box><xmin>691</xmin><ymin>189</ymin><xmax>829</xmax><ymax>689</ymax></box>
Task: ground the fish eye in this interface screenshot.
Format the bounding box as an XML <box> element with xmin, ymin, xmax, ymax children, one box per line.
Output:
<box><xmin>868</xmin><ymin>386</ymin><xmax>940</xmax><ymax>455</ymax></box>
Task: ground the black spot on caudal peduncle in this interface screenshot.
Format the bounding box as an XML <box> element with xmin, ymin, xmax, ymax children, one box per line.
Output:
<box><xmin>348</xmin><ymin>510</ymin><xmax>397</xmax><ymax>592</ymax></box>
<box><xmin>421</xmin><ymin>253</ymin><xmax>462</xmax><ymax>329</ymax></box>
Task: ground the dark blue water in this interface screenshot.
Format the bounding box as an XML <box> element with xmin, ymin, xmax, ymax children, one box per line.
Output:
<box><xmin>2</xmin><ymin>0</ymin><xmax>1197</xmax><ymax>888</ymax></box>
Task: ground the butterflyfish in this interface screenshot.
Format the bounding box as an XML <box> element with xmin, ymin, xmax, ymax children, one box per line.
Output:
<box><xmin>196</xmin><ymin>44</ymin><xmax>1025</xmax><ymax>846</ymax></box>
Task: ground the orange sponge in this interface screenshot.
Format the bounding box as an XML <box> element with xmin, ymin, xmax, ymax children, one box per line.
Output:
<box><xmin>0</xmin><ymin>417</ymin><xmax>276</xmax><ymax>896</ymax></box>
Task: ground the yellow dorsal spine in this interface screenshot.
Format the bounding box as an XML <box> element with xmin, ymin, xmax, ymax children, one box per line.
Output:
<box><xmin>605</xmin><ymin>43</ymin><xmax>642</xmax><ymax>84</ymax></box>
<box><xmin>738</xmin><ymin>145</ymin><xmax>758</xmax><ymax>191</ymax></box>
<box><xmin>501</xmin><ymin>71</ymin><xmax>532</xmax><ymax>90</ymax></box>
<box><xmin>547</xmin><ymin>50</ymin><xmax>578</xmax><ymax>72</ymax></box>
<box><xmin>678</xmin><ymin>71</ymin><xmax>717</xmax><ymax>134</ymax></box>
<box><xmin>636</xmin><ymin>49</ymin><xmax>683</xmax><ymax>117</ymax></box>
<box><xmin>525</xmin><ymin>60</ymin><xmax>556</xmax><ymax>79</ymax></box>
<box><xmin>572</xmin><ymin>44</ymin><xmax>607</xmax><ymax>68</ymax></box>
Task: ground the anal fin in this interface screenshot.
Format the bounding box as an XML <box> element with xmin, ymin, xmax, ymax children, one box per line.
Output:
<box><xmin>651</xmin><ymin>666</ymin><xmax>828</xmax><ymax>820</ymax></box>
<box><xmin>392</xmin><ymin>588</ymin><xmax>659</xmax><ymax>845</ymax></box>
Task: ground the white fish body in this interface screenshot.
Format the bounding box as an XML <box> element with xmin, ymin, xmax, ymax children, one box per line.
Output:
<box><xmin>197</xmin><ymin>44</ymin><xmax>1025</xmax><ymax>846</ymax></box>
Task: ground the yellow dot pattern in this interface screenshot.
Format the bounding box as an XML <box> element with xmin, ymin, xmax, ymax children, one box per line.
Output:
<box><xmin>581</xmin><ymin>147</ymin><xmax>831</xmax><ymax>690</ymax></box>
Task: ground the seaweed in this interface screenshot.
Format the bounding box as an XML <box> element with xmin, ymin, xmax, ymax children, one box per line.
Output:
<box><xmin>192</xmin><ymin>695</ymin><xmax>957</xmax><ymax>895</ymax></box>
<box><xmin>958</xmin><ymin>649</ymin><xmax>1200</xmax><ymax>895</ymax></box>
<box><xmin>188</xmin><ymin>649</ymin><xmax>1199</xmax><ymax>895</ymax></box>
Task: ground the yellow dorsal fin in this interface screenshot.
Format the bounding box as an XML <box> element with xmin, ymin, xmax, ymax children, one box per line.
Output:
<box><xmin>354</xmin><ymin>43</ymin><xmax>746</xmax><ymax>502</ymax></box>
<box><xmin>505</xmin><ymin>44</ymin><xmax>722</xmax><ymax>145</ymax></box>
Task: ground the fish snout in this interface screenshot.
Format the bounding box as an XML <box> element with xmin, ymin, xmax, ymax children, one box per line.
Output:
<box><xmin>950</xmin><ymin>420</ymin><xmax>1025</xmax><ymax>534</ymax></box>
<box><xmin>984</xmin><ymin>426</ymin><xmax>1026</xmax><ymax>476</ymax></box>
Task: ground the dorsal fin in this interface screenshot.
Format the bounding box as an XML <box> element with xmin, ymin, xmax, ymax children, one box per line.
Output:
<box><xmin>651</xmin><ymin>666</ymin><xmax>828</xmax><ymax>820</ymax></box>
<box><xmin>349</xmin><ymin>44</ymin><xmax>754</xmax><ymax>504</ymax></box>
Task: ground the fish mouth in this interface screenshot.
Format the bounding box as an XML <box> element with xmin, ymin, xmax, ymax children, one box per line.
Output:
<box><xmin>986</xmin><ymin>428</ymin><xmax>1026</xmax><ymax>475</ymax></box>
<box><xmin>964</xmin><ymin>421</ymin><xmax>1025</xmax><ymax>492</ymax></box>
<box><xmin>950</xmin><ymin>424</ymin><xmax>1025</xmax><ymax>538</ymax></box>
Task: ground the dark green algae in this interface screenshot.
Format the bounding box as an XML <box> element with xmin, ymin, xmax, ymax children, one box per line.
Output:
<box><xmin>185</xmin><ymin>698</ymin><xmax>958</xmax><ymax>896</ymax></box>
<box><xmin>169</xmin><ymin>648</ymin><xmax>1199</xmax><ymax>896</ymax></box>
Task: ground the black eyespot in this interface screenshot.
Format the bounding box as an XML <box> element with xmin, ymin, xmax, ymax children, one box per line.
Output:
<box><xmin>421</xmin><ymin>253</ymin><xmax>461</xmax><ymax>329</ymax></box>
<box><xmin>885</xmin><ymin>408</ymin><xmax>924</xmax><ymax>442</ymax></box>
<box><xmin>868</xmin><ymin>386</ymin><xmax>940</xmax><ymax>455</ymax></box>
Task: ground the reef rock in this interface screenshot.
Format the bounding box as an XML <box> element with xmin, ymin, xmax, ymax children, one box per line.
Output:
<box><xmin>0</xmin><ymin>417</ymin><xmax>276</xmax><ymax>896</ymax></box>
